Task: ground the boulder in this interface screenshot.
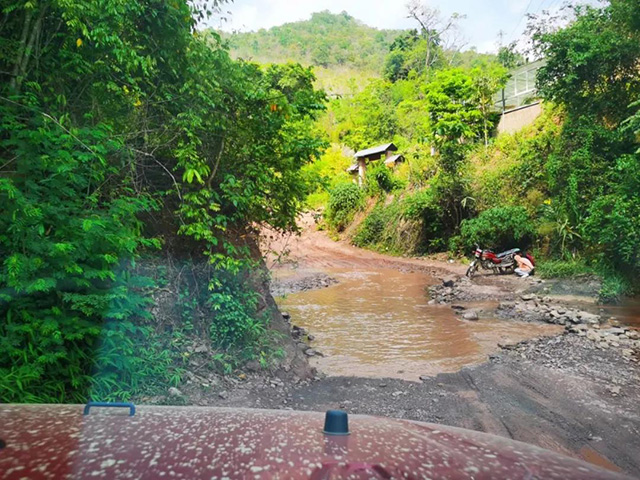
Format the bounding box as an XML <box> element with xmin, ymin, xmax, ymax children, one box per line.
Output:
<box><xmin>462</xmin><ymin>311</ymin><xmax>479</xmax><ymax>321</ymax></box>
<box><xmin>578</xmin><ymin>312</ymin><xmax>601</xmax><ymax>325</ymax></box>
<box><xmin>245</xmin><ymin>360</ymin><xmax>262</xmax><ymax>373</ymax></box>
<box><xmin>569</xmin><ymin>324</ymin><xmax>589</xmax><ymax>333</ymax></box>
<box><xmin>168</xmin><ymin>387</ymin><xmax>183</xmax><ymax>397</ymax></box>
<box><xmin>520</xmin><ymin>294</ymin><xmax>536</xmax><ymax>301</ymax></box>
<box><xmin>605</xmin><ymin>327</ymin><xmax>627</xmax><ymax>336</ymax></box>
<box><xmin>569</xmin><ymin>315</ymin><xmax>581</xmax><ymax>324</ymax></box>
<box><xmin>586</xmin><ymin>330</ymin><xmax>601</xmax><ymax>342</ymax></box>
<box><xmin>442</xmin><ymin>277</ymin><xmax>456</xmax><ymax>288</ymax></box>
<box><xmin>291</xmin><ymin>325</ymin><xmax>308</xmax><ymax>338</ymax></box>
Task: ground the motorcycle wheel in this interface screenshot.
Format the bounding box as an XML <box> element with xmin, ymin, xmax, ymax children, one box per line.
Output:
<box><xmin>466</xmin><ymin>261</ymin><xmax>478</xmax><ymax>278</ymax></box>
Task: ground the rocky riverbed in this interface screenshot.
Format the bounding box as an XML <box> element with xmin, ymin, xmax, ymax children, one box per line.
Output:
<box><xmin>270</xmin><ymin>272</ymin><xmax>338</xmax><ymax>297</ymax></box>
<box><xmin>426</xmin><ymin>274</ymin><xmax>640</xmax><ymax>367</ymax></box>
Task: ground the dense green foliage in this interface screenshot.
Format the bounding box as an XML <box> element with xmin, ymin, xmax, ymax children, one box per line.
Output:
<box><xmin>319</xmin><ymin>41</ymin><xmax>506</xmax><ymax>247</ymax></box>
<box><xmin>536</xmin><ymin>259</ymin><xmax>592</xmax><ymax>279</ymax></box>
<box><xmin>325</xmin><ymin>182</ymin><xmax>363</xmax><ymax>231</ymax></box>
<box><xmin>457</xmin><ymin>206</ymin><xmax>536</xmax><ymax>253</ymax></box>
<box><xmin>531</xmin><ymin>0</ymin><xmax>640</xmax><ymax>297</ymax></box>
<box><xmin>0</xmin><ymin>0</ymin><xmax>325</xmax><ymax>402</ymax></box>
<box><xmin>353</xmin><ymin>189</ymin><xmax>444</xmax><ymax>254</ymax></box>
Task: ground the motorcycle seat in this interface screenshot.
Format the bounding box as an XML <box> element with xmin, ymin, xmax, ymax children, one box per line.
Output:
<box><xmin>497</xmin><ymin>248</ymin><xmax>520</xmax><ymax>258</ymax></box>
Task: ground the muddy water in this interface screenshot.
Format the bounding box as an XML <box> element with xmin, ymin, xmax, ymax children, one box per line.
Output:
<box><xmin>604</xmin><ymin>299</ymin><xmax>640</xmax><ymax>329</ymax></box>
<box><xmin>277</xmin><ymin>268</ymin><xmax>562</xmax><ymax>381</ymax></box>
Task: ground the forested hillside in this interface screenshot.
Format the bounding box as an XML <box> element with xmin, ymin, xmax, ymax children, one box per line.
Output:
<box><xmin>223</xmin><ymin>10</ymin><xmax>499</xmax><ymax>94</ymax></box>
<box><xmin>0</xmin><ymin>0</ymin><xmax>325</xmax><ymax>402</ymax></box>
<box><xmin>221</xmin><ymin>11</ymin><xmax>401</xmax><ymax>94</ymax></box>
<box><xmin>226</xmin><ymin>11</ymin><xmax>399</xmax><ymax>71</ymax></box>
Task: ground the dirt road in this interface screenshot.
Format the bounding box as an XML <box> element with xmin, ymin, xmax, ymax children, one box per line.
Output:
<box><xmin>259</xmin><ymin>215</ymin><xmax>640</xmax><ymax>476</ymax></box>
<box><xmin>263</xmin><ymin>211</ymin><xmax>467</xmax><ymax>275</ymax></box>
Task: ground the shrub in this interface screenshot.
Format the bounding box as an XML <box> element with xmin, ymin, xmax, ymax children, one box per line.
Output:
<box><xmin>459</xmin><ymin>206</ymin><xmax>535</xmax><ymax>252</ymax></box>
<box><xmin>325</xmin><ymin>182</ymin><xmax>363</xmax><ymax>231</ymax></box>
<box><xmin>599</xmin><ymin>272</ymin><xmax>632</xmax><ymax>304</ymax></box>
<box><xmin>403</xmin><ymin>189</ymin><xmax>439</xmax><ymax>220</ymax></box>
<box><xmin>353</xmin><ymin>189</ymin><xmax>447</xmax><ymax>254</ymax></box>
<box><xmin>536</xmin><ymin>259</ymin><xmax>592</xmax><ymax>278</ymax></box>
<box><xmin>364</xmin><ymin>163</ymin><xmax>403</xmax><ymax>196</ymax></box>
<box><xmin>353</xmin><ymin>205</ymin><xmax>386</xmax><ymax>247</ymax></box>
<box><xmin>583</xmin><ymin>171</ymin><xmax>640</xmax><ymax>276</ymax></box>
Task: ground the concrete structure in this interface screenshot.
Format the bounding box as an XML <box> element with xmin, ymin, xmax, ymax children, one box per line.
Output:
<box><xmin>491</xmin><ymin>59</ymin><xmax>547</xmax><ymax>134</ymax></box>
<box><xmin>497</xmin><ymin>101</ymin><xmax>543</xmax><ymax>135</ymax></box>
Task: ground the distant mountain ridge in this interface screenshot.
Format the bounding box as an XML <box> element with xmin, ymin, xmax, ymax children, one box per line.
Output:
<box><xmin>222</xmin><ymin>11</ymin><xmax>405</xmax><ymax>93</ymax></box>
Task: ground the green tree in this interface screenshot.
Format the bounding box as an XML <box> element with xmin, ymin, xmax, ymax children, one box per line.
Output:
<box><xmin>425</xmin><ymin>69</ymin><xmax>483</xmax><ymax>169</ymax></box>
<box><xmin>0</xmin><ymin>0</ymin><xmax>327</xmax><ymax>402</ymax></box>
<box><xmin>497</xmin><ymin>42</ymin><xmax>526</xmax><ymax>69</ymax></box>
<box><xmin>532</xmin><ymin>0</ymin><xmax>640</xmax><ymax>292</ymax></box>
<box><xmin>424</xmin><ymin>69</ymin><xmax>483</xmax><ymax>229</ymax></box>
<box><xmin>470</xmin><ymin>61</ymin><xmax>509</xmax><ymax>146</ymax></box>
<box><xmin>534</xmin><ymin>2</ymin><xmax>640</xmax><ymax>124</ymax></box>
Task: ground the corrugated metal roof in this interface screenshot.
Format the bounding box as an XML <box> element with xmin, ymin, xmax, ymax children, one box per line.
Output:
<box><xmin>384</xmin><ymin>154</ymin><xmax>404</xmax><ymax>165</ymax></box>
<box><xmin>354</xmin><ymin>143</ymin><xmax>397</xmax><ymax>159</ymax></box>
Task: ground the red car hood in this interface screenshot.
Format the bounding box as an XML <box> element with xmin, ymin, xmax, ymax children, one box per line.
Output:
<box><xmin>0</xmin><ymin>404</ymin><xmax>631</xmax><ymax>479</ymax></box>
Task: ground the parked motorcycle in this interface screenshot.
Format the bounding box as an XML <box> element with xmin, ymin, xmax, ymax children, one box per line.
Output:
<box><xmin>465</xmin><ymin>245</ymin><xmax>521</xmax><ymax>278</ymax></box>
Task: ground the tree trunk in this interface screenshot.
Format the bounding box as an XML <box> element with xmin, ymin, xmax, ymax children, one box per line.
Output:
<box><xmin>9</xmin><ymin>9</ymin><xmax>33</xmax><ymax>90</ymax></box>
<box><xmin>484</xmin><ymin>118</ymin><xmax>489</xmax><ymax>147</ymax></box>
<box><xmin>17</xmin><ymin>6</ymin><xmax>46</xmax><ymax>90</ymax></box>
<box><xmin>10</xmin><ymin>4</ymin><xmax>47</xmax><ymax>92</ymax></box>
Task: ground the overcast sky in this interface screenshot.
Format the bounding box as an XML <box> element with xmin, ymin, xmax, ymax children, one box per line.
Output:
<box><xmin>213</xmin><ymin>0</ymin><xmax>582</xmax><ymax>53</ymax></box>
